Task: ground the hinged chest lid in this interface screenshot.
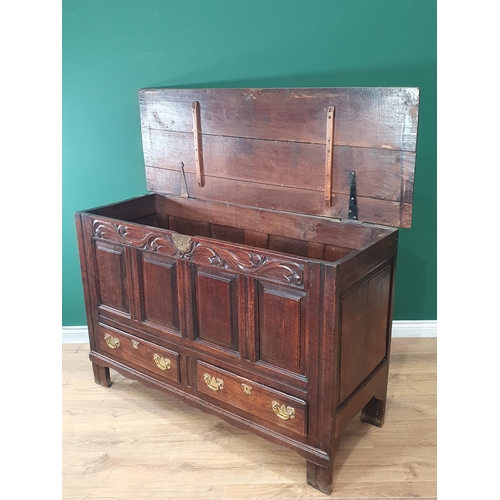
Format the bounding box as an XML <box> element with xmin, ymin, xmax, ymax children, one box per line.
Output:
<box><xmin>139</xmin><ymin>87</ymin><xmax>419</xmax><ymax>228</ymax></box>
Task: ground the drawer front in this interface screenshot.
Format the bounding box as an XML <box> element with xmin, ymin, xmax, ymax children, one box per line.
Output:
<box><xmin>97</xmin><ymin>325</ymin><xmax>180</xmax><ymax>384</ymax></box>
<box><xmin>196</xmin><ymin>361</ymin><xmax>307</xmax><ymax>437</ymax></box>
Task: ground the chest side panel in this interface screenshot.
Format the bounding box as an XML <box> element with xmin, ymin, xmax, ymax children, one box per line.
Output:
<box><xmin>334</xmin><ymin>230</ymin><xmax>398</xmax><ymax>415</ymax></box>
<box><xmin>338</xmin><ymin>264</ymin><xmax>392</xmax><ymax>405</ymax></box>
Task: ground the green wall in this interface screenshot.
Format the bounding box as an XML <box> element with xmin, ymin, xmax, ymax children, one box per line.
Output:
<box><xmin>63</xmin><ymin>0</ymin><xmax>436</xmax><ymax>325</ymax></box>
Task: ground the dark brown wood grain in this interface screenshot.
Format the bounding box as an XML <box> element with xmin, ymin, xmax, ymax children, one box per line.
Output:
<box><xmin>155</xmin><ymin>194</ymin><xmax>392</xmax><ymax>249</ymax></box>
<box><xmin>92</xmin><ymin>362</ymin><xmax>111</xmax><ymax>388</ymax></box>
<box><xmin>335</xmin><ymin>362</ymin><xmax>389</xmax><ymax>440</ymax></box>
<box><xmin>257</xmin><ymin>281</ymin><xmax>306</xmax><ymax>375</ymax></box>
<box><xmin>196</xmin><ymin>360</ymin><xmax>308</xmax><ymax>438</ymax></box>
<box><xmin>139</xmin><ymin>87</ymin><xmax>419</xmax><ymax>150</ymax></box>
<box><xmin>338</xmin><ymin>265</ymin><xmax>391</xmax><ymax>405</ymax></box>
<box><xmin>97</xmin><ymin>324</ymin><xmax>181</xmax><ymax>385</ymax></box>
<box><xmin>137</xmin><ymin>251</ymin><xmax>181</xmax><ymax>333</ymax></box>
<box><xmin>140</xmin><ymin>87</ymin><xmax>419</xmax><ymax>228</ymax></box>
<box><xmin>77</xmin><ymin>202</ymin><xmax>399</xmax><ymax>492</ymax></box>
<box><xmin>269</xmin><ymin>235</ymin><xmax>325</xmax><ymax>260</ymax></box>
<box><xmin>75</xmin><ymin>86</ymin><xmax>420</xmax><ymax>494</ymax></box>
<box><xmin>146</xmin><ymin>165</ymin><xmax>414</xmax><ymax>228</ymax></box>
<box><xmin>143</xmin><ymin>131</ymin><xmax>415</xmax><ymax>202</ymax></box>
<box><xmin>306</xmin><ymin>460</ymin><xmax>334</xmax><ymax>495</ymax></box>
<box><xmin>89</xmin><ymin>194</ymin><xmax>157</xmax><ymax>221</ymax></box>
<box><xmin>192</xmin><ymin>266</ymin><xmax>241</xmax><ymax>352</ymax></box>
<box><xmin>94</xmin><ymin>240</ymin><xmax>130</xmax><ymax>314</ymax></box>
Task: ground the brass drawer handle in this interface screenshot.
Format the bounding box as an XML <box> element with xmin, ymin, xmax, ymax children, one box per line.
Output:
<box><xmin>104</xmin><ymin>333</ymin><xmax>120</xmax><ymax>349</ymax></box>
<box><xmin>272</xmin><ymin>401</ymin><xmax>295</xmax><ymax>421</ymax></box>
<box><xmin>153</xmin><ymin>354</ymin><xmax>171</xmax><ymax>371</ymax></box>
<box><xmin>204</xmin><ymin>374</ymin><xmax>224</xmax><ymax>391</ymax></box>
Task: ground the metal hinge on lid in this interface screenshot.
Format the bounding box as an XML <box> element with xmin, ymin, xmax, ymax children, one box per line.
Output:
<box><xmin>348</xmin><ymin>171</ymin><xmax>358</xmax><ymax>221</ymax></box>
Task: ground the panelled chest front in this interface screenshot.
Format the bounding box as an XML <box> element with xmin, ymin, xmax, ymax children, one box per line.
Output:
<box><xmin>75</xmin><ymin>87</ymin><xmax>419</xmax><ymax>494</ymax></box>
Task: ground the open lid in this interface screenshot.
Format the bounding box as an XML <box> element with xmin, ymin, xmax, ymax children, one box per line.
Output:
<box><xmin>139</xmin><ymin>87</ymin><xmax>419</xmax><ymax>228</ymax></box>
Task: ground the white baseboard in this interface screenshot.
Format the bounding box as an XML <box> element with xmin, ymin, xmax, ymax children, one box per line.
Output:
<box><xmin>391</xmin><ymin>320</ymin><xmax>436</xmax><ymax>338</ymax></box>
<box><xmin>62</xmin><ymin>320</ymin><xmax>436</xmax><ymax>344</ymax></box>
<box><xmin>62</xmin><ymin>326</ymin><xmax>90</xmax><ymax>343</ymax></box>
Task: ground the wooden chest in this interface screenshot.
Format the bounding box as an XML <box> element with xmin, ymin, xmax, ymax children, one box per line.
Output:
<box><xmin>75</xmin><ymin>87</ymin><xmax>420</xmax><ymax>494</ymax></box>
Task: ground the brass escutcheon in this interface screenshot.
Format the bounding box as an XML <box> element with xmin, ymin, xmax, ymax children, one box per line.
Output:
<box><xmin>104</xmin><ymin>333</ymin><xmax>120</xmax><ymax>349</ymax></box>
<box><xmin>153</xmin><ymin>354</ymin><xmax>171</xmax><ymax>371</ymax></box>
<box><xmin>204</xmin><ymin>374</ymin><xmax>224</xmax><ymax>391</ymax></box>
<box><xmin>172</xmin><ymin>234</ymin><xmax>192</xmax><ymax>253</ymax></box>
<box><xmin>131</xmin><ymin>340</ymin><xmax>139</xmax><ymax>349</ymax></box>
<box><xmin>272</xmin><ymin>401</ymin><xmax>295</xmax><ymax>421</ymax></box>
<box><xmin>241</xmin><ymin>383</ymin><xmax>253</xmax><ymax>395</ymax></box>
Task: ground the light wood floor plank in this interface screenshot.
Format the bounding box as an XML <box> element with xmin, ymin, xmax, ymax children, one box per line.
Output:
<box><xmin>62</xmin><ymin>338</ymin><xmax>436</xmax><ymax>499</ymax></box>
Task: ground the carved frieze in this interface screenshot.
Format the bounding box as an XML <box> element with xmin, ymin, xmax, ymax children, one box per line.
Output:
<box><xmin>92</xmin><ymin>219</ymin><xmax>303</xmax><ymax>286</ymax></box>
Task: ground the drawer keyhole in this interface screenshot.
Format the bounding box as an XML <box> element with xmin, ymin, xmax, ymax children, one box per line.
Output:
<box><xmin>241</xmin><ymin>383</ymin><xmax>253</xmax><ymax>395</ymax></box>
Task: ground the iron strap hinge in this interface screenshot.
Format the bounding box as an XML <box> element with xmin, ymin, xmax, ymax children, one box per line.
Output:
<box><xmin>348</xmin><ymin>171</ymin><xmax>358</xmax><ymax>221</ymax></box>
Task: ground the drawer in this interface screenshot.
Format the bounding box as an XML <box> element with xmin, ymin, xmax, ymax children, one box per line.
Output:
<box><xmin>97</xmin><ymin>325</ymin><xmax>180</xmax><ymax>384</ymax></box>
<box><xmin>196</xmin><ymin>361</ymin><xmax>307</xmax><ymax>437</ymax></box>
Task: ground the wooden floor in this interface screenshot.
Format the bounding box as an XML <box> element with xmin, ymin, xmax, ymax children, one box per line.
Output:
<box><xmin>62</xmin><ymin>338</ymin><xmax>436</xmax><ymax>500</ymax></box>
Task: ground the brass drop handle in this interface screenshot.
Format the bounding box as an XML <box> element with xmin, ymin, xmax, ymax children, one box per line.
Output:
<box><xmin>104</xmin><ymin>333</ymin><xmax>120</xmax><ymax>349</ymax></box>
<box><xmin>153</xmin><ymin>354</ymin><xmax>171</xmax><ymax>371</ymax></box>
<box><xmin>272</xmin><ymin>401</ymin><xmax>295</xmax><ymax>421</ymax></box>
<box><xmin>204</xmin><ymin>374</ymin><xmax>224</xmax><ymax>391</ymax></box>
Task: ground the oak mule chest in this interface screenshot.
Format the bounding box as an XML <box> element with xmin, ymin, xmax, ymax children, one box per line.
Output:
<box><xmin>75</xmin><ymin>87</ymin><xmax>420</xmax><ymax>494</ymax></box>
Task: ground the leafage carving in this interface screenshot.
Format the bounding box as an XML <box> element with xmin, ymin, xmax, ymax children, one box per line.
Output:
<box><xmin>190</xmin><ymin>245</ymin><xmax>303</xmax><ymax>286</ymax></box>
<box><xmin>93</xmin><ymin>220</ymin><xmax>177</xmax><ymax>255</ymax></box>
<box><xmin>92</xmin><ymin>219</ymin><xmax>303</xmax><ymax>286</ymax></box>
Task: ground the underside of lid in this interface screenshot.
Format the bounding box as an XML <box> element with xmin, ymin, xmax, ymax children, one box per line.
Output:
<box><xmin>138</xmin><ymin>87</ymin><xmax>420</xmax><ymax>228</ymax></box>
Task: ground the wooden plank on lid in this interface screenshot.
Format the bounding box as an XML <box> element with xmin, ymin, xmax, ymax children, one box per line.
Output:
<box><xmin>139</xmin><ymin>87</ymin><xmax>419</xmax><ymax>150</ymax></box>
<box><xmin>139</xmin><ymin>87</ymin><xmax>420</xmax><ymax>228</ymax></box>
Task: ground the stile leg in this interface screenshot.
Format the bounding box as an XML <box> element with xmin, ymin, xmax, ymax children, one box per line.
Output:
<box><xmin>92</xmin><ymin>363</ymin><xmax>112</xmax><ymax>388</ymax></box>
<box><xmin>360</xmin><ymin>396</ymin><xmax>386</xmax><ymax>427</ymax></box>
<box><xmin>360</xmin><ymin>365</ymin><xmax>389</xmax><ymax>427</ymax></box>
<box><xmin>306</xmin><ymin>461</ymin><xmax>334</xmax><ymax>495</ymax></box>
